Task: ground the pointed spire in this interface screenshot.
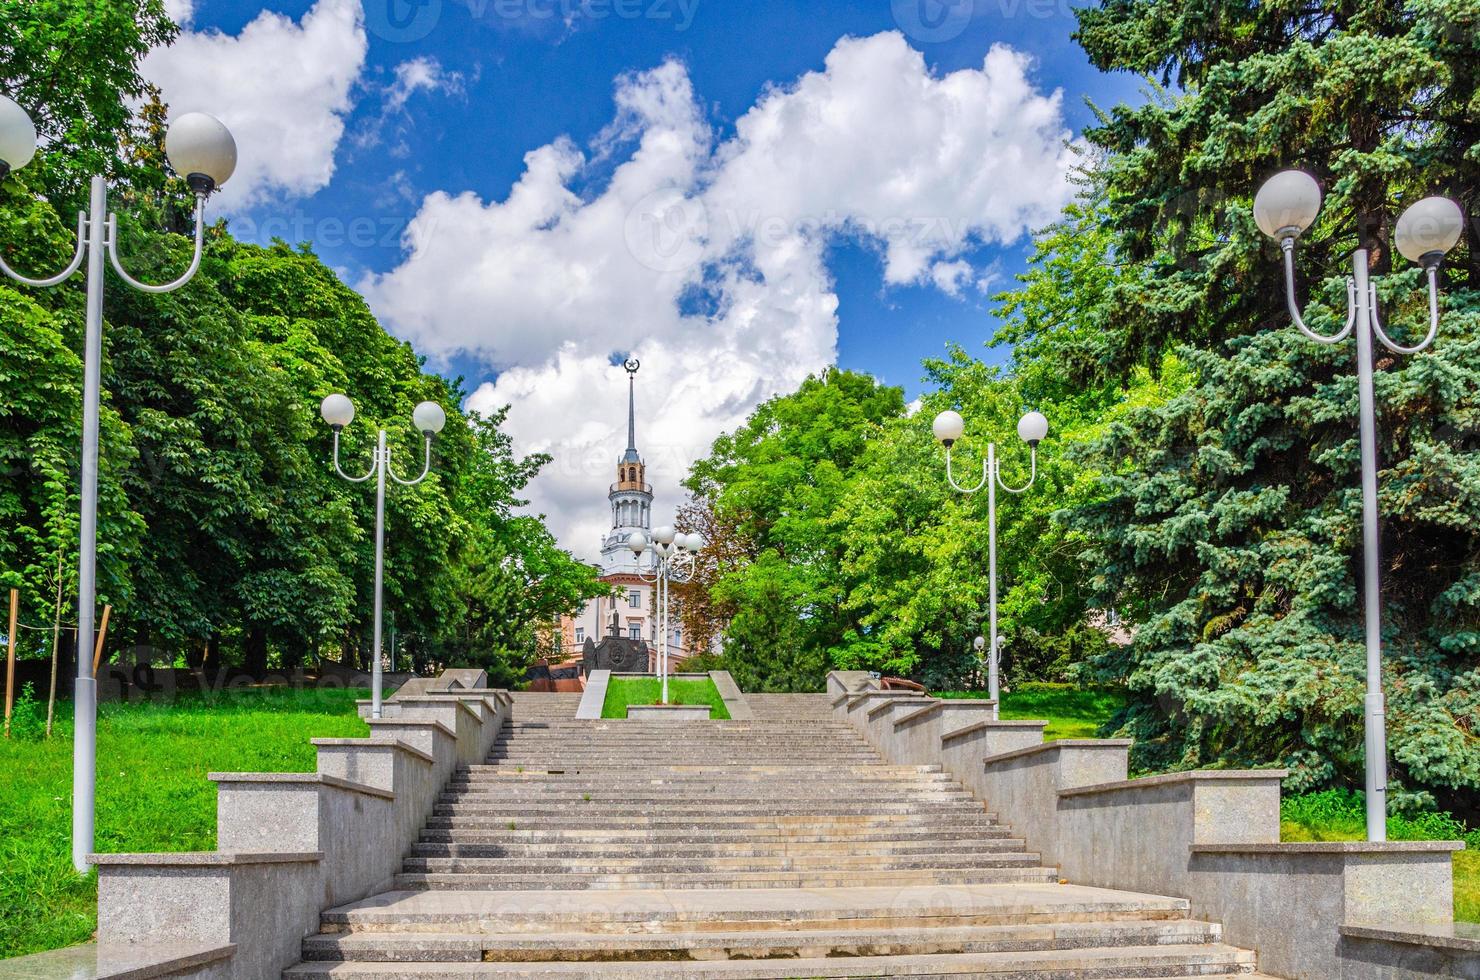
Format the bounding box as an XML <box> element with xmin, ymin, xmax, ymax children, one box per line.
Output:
<box><xmin>622</xmin><ymin>358</ymin><xmax>641</xmax><ymax>463</ymax></box>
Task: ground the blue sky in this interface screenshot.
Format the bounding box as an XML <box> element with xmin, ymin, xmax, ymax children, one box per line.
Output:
<box><xmin>147</xmin><ymin>0</ymin><xmax>1142</xmax><ymax>553</ymax></box>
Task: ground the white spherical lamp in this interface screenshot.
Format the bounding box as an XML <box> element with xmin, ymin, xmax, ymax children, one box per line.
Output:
<box><xmin>627</xmin><ymin>530</ymin><xmax>648</xmax><ymax>556</ymax></box>
<box><xmin>320</xmin><ymin>393</ymin><xmax>355</xmax><ymax>429</ymax></box>
<box><xmin>653</xmin><ymin>525</ymin><xmax>676</xmax><ymax>546</ymax></box>
<box><xmin>1253</xmin><ymin>169</ymin><xmax>1323</xmax><ymax>239</ymax></box>
<box><xmin>412</xmin><ymin>401</ymin><xmax>446</xmax><ymax>436</ymax></box>
<box><xmin>0</xmin><ymin>95</ymin><xmax>38</xmax><ymax>177</ymax></box>
<box><xmin>1017</xmin><ymin>411</ymin><xmax>1049</xmax><ymax>446</ymax></box>
<box><xmin>165</xmin><ymin>112</ymin><xmax>237</xmax><ymax>194</ymax></box>
<box><xmin>973</xmin><ymin>635</ymin><xmax>986</xmax><ymax>653</ymax></box>
<box><xmin>1394</xmin><ymin>196</ymin><xmax>1465</xmax><ymax>266</ymax></box>
<box><xmin>933</xmin><ymin>410</ymin><xmax>965</xmax><ymax>446</ymax></box>
<box><xmin>683</xmin><ymin>532</ymin><xmax>705</xmax><ymax>552</ymax></box>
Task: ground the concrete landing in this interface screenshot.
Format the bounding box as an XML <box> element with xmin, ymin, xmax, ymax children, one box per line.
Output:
<box><xmin>321</xmin><ymin>882</ymin><xmax>1193</xmax><ymax>930</ymax></box>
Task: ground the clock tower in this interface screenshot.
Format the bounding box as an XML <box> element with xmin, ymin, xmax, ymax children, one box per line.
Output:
<box><xmin>600</xmin><ymin>359</ymin><xmax>652</xmax><ymax>575</ymax></box>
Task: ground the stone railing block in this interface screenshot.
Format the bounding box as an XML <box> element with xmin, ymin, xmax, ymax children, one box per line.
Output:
<box><xmin>710</xmin><ymin>671</ymin><xmax>753</xmax><ymax>720</ymax></box>
<box><xmin>364</xmin><ymin>718</ymin><xmax>457</xmax><ymax>781</ymax></box>
<box><xmin>577</xmin><ymin>670</ymin><xmax>610</xmax><ymax>719</ymax></box>
<box><xmin>93</xmin><ymin>853</ymin><xmax>321</xmax><ymax>980</ymax></box>
<box><xmin>977</xmin><ymin>740</ymin><xmax>1132</xmax><ymax>867</ymax></box>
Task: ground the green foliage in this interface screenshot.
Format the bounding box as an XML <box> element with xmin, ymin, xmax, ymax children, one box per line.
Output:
<box><xmin>0</xmin><ymin>5</ymin><xmax>606</xmax><ymax>678</ymax></box>
<box><xmin>601</xmin><ymin>677</ymin><xmax>730</xmax><ymax>719</ymax></box>
<box><xmin>0</xmin><ymin>687</ymin><xmax>370</xmax><ymax>958</ymax></box>
<box><xmin>686</xmin><ymin>370</ymin><xmax>907</xmax><ymax>692</ymax></box>
<box><xmin>0</xmin><ymin>0</ymin><xmax>176</xmax><ymax>208</ymax></box>
<box><xmin>1014</xmin><ymin>0</ymin><xmax>1480</xmax><ymax>811</ymax></box>
<box><xmin>4</xmin><ymin>682</ymin><xmax>46</xmax><ymax>741</ymax></box>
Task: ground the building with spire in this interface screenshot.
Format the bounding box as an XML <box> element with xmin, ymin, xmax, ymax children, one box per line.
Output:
<box><xmin>553</xmin><ymin>360</ymin><xmax>699</xmax><ymax>667</ymax></box>
<box><xmin>599</xmin><ymin>360</ymin><xmax>653</xmax><ymax>576</ymax></box>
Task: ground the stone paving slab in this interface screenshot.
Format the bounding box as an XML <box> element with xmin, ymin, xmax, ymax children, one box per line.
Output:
<box><xmin>0</xmin><ymin>943</ymin><xmax>234</xmax><ymax>980</ymax></box>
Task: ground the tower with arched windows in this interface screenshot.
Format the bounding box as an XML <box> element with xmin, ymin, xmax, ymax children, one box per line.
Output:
<box><xmin>599</xmin><ymin>360</ymin><xmax>653</xmax><ymax>575</ymax></box>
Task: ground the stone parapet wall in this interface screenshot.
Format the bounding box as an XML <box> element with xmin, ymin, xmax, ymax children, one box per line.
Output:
<box><xmin>826</xmin><ymin>670</ymin><xmax>1480</xmax><ymax>978</ymax></box>
<box><xmin>91</xmin><ymin>672</ymin><xmax>512</xmax><ymax>980</ymax></box>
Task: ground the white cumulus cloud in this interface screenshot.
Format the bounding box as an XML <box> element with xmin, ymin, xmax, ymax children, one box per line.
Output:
<box><xmin>362</xmin><ymin>32</ymin><xmax>1076</xmax><ymax>560</ymax></box>
<box><xmin>142</xmin><ymin>0</ymin><xmax>368</xmax><ymax>213</ymax></box>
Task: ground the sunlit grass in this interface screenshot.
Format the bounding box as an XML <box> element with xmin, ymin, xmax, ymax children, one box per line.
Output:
<box><xmin>936</xmin><ymin>682</ymin><xmax>1127</xmax><ymax>740</ymax></box>
<box><xmin>0</xmin><ymin>687</ymin><xmax>369</xmax><ymax>958</ymax></box>
<box><xmin>601</xmin><ymin>676</ymin><xmax>729</xmax><ymax>719</ymax></box>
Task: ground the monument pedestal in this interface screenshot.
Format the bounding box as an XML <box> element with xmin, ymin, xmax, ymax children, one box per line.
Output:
<box><xmin>627</xmin><ymin>703</ymin><xmax>711</xmax><ymax>721</ymax></box>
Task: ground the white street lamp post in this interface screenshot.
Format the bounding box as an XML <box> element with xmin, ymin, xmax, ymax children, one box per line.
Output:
<box><xmin>0</xmin><ymin>96</ymin><xmax>236</xmax><ymax>873</ymax></box>
<box><xmin>630</xmin><ymin>526</ymin><xmax>702</xmax><ymax>704</ymax></box>
<box><xmin>1253</xmin><ymin>169</ymin><xmax>1465</xmax><ymax>842</ymax></box>
<box><xmin>321</xmin><ymin>395</ymin><xmax>446</xmax><ymax>719</ymax></box>
<box><xmin>934</xmin><ymin>410</ymin><xmax>1048</xmax><ymax>721</ymax></box>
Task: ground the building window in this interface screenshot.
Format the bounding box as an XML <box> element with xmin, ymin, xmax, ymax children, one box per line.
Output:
<box><xmin>574</xmin><ymin>628</ymin><xmax>585</xmax><ymax>644</ymax></box>
<box><xmin>673</xmin><ymin>629</ymin><xmax>682</xmax><ymax>647</ymax></box>
<box><xmin>629</xmin><ymin>624</ymin><xmax>641</xmax><ymax>641</ymax></box>
<box><xmin>628</xmin><ymin>590</ymin><xmax>641</xmax><ymax>608</ymax></box>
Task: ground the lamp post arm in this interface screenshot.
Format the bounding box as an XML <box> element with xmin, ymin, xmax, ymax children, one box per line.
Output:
<box><xmin>104</xmin><ymin>195</ymin><xmax>206</xmax><ymax>294</ymax></box>
<box><xmin>669</xmin><ymin>553</ymin><xmax>697</xmax><ymax>584</ymax></box>
<box><xmin>388</xmin><ymin>436</ymin><xmax>434</xmax><ymax>486</ymax></box>
<box><xmin>996</xmin><ymin>446</ymin><xmax>1038</xmax><ymax>495</ymax></box>
<box><xmin>1369</xmin><ymin>268</ymin><xmax>1440</xmax><ymax>356</ymax></box>
<box><xmin>1282</xmin><ymin>238</ymin><xmax>1356</xmax><ymax>345</ymax></box>
<box><xmin>0</xmin><ymin>212</ymin><xmax>88</xmax><ymax>287</ymax></box>
<box><xmin>332</xmin><ymin>429</ymin><xmax>378</xmax><ymax>483</ymax></box>
<box><xmin>944</xmin><ymin>446</ymin><xmax>991</xmax><ymax>494</ymax></box>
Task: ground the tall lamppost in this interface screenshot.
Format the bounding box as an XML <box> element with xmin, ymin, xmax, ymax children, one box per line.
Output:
<box><xmin>320</xmin><ymin>394</ymin><xmax>447</xmax><ymax>719</ymax></box>
<box><xmin>0</xmin><ymin>95</ymin><xmax>236</xmax><ymax>873</ymax></box>
<box><xmin>628</xmin><ymin>525</ymin><xmax>703</xmax><ymax>704</ymax></box>
<box><xmin>1253</xmin><ymin>170</ymin><xmax>1466</xmax><ymax>842</ymax></box>
<box><xmin>933</xmin><ymin>410</ymin><xmax>1049</xmax><ymax>720</ymax></box>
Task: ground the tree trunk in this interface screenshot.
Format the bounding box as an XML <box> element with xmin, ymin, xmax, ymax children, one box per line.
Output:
<box><xmin>243</xmin><ymin>626</ymin><xmax>268</xmax><ymax>678</ymax></box>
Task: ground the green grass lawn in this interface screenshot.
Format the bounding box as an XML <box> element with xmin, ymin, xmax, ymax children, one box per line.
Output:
<box><xmin>936</xmin><ymin>682</ymin><xmax>1127</xmax><ymax>740</ymax></box>
<box><xmin>602</xmin><ymin>676</ymin><xmax>730</xmax><ymax>719</ymax></box>
<box><xmin>0</xmin><ymin>686</ymin><xmax>369</xmax><ymax>959</ymax></box>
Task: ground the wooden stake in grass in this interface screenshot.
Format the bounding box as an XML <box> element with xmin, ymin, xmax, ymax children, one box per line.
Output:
<box><xmin>5</xmin><ymin>588</ymin><xmax>17</xmax><ymax>739</ymax></box>
<box><xmin>91</xmin><ymin>604</ymin><xmax>112</xmax><ymax>676</ymax></box>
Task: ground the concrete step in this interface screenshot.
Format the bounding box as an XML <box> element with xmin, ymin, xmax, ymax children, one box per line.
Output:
<box><xmin>399</xmin><ymin>854</ymin><xmax>1042</xmax><ymax>874</ymax></box>
<box><xmin>423</xmin><ymin>816</ymin><xmax>1005</xmax><ymax>832</ymax></box>
<box><xmin>439</xmin><ymin>787</ymin><xmax>972</xmax><ymax>800</ymax></box>
<box><xmin>408</xmin><ymin>839</ymin><xmax>1027</xmax><ymax>858</ymax></box>
<box><xmin>286</xmin><ymin>945</ymin><xmax>1257</xmax><ymax>977</ymax></box>
<box><xmin>317</xmin><ymin>884</ymin><xmax>1194</xmax><ymax>935</ymax></box>
<box><xmin>418</xmin><ymin>828</ymin><xmax>1022</xmax><ymax>845</ymax></box>
<box><xmin>462</xmin><ymin>765</ymin><xmax>939</xmax><ymax>776</ymax></box>
<box><xmin>478</xmin><ymin>760</ymin><xmax>885</xmax><ymax>768</ymax></box>
<box><xmin>301</xmin><ymin>920</ymin><xmax>1226</xmax><ymax>963</ymax></box>
<box><xmin>430</xmin><ymin>803</ymin><xmax>992</xmax><ymax>818</ymax></box>
<box><xmin>393</xmin><ymin>867</ymin><xmax>1061</xmax><ymax>890</ymax></box>
<box><xmin>447</xmin><ymin>772</ymin><xmax>958</xmax><ymax>784</ymax></box>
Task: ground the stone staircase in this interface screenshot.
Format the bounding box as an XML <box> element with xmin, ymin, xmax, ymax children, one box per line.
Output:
<box><xmin>286</xmin><ymin>692</ymin><xmax>1268</xmax><ymax>978</ymax></box>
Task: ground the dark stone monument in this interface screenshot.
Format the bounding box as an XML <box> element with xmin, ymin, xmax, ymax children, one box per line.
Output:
<box><xmin>583</xmin><ymin>635</ymin><xmax>651</xmax><ymax>675</ymax></box>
